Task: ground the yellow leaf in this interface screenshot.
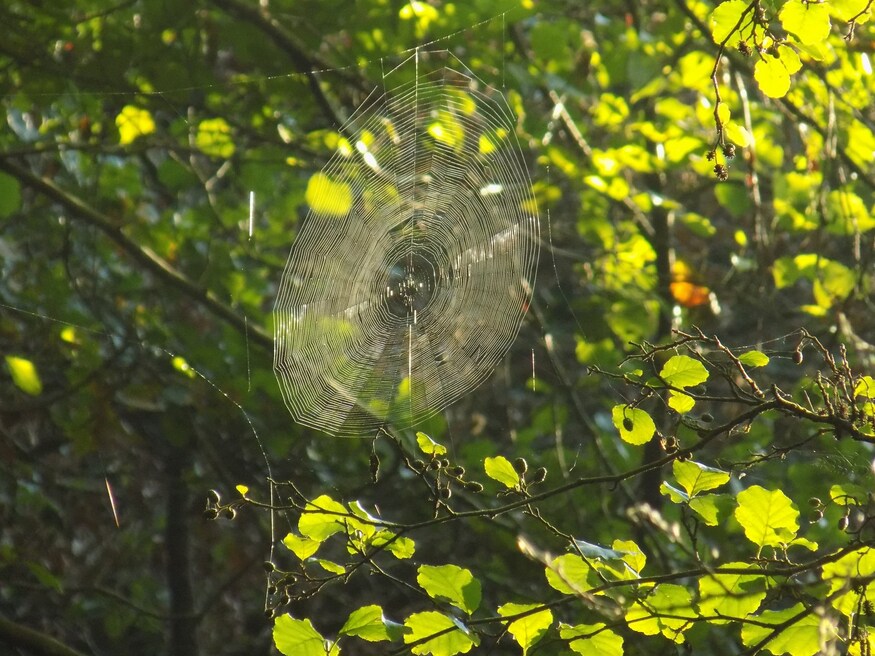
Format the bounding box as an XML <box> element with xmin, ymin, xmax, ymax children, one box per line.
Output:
<box><xmin>716</xmin><ymin>102</ymin><xmax>730</xmax><ymax>125</ymax></box>
<box><xmin>709</xmin><ymin>0</ymin><xmax>749</xmax><ymax>44</ymax></box>
<box><xmin>754</xmin><ymin>56</ymin><xmax>791</xmax><ymax>98</ymax></box>
<box><xmin>115</xmin><ymin>105</ymin><xmax>155</xmax><ymax>145</ymax></box>
<box><xmin>780</xmin><ymin>0</ymin><xmax>831</xmax><ymax>46</ymax></box>
<box><xmin>5</xmin><ymin>355</ymin><xmax>43</xmax><ymax>395</ymax></box>
<box><xmin>196</xmin><ymin>118</ymin><xmax>235</xmax><ymax>158</ymax></box>
<box><xmin>725</xmin><ymin>121</ymin><xmax>752</xmax><ymax>147</ymax></box>
<box><xmin>305</xmin><ymin>172</ymin><xmax>353</xmax><ymax>217</ymax></box>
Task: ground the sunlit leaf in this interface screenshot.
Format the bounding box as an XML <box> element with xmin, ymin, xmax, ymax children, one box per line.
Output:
<box><xmin>822</xmin><ymin>547</ymin><xmax>875</xmax><ymax>616</ymax></box>
<box><xmin>417</xmin><ymin>564</ymin><xmax>481</xmax><ymax>614</ymax></box>
<box><xmin>403</xmin><ymin>612</ymin><xmax>477</xmax><ymax>656</ymax></box>
<box><xmin>273</xmin><ymin>615</ymin><xmax>339</xmax><ymax>656</ymax></box>
<box><xmin>560</xmin><ymin>622</ymin><xmax>624</xmax><ymax>656</ymax></box>
<box><xmin>660</xmin><ymin>355</ymin><xmax>709</xmax><ymax>389</ymax></box>
<box><xmin>780</xmin><ymin>0</ymin><xmax>831</xmax><ymax>46</ymax></box>
<box><xmin>854</xmin><ymin>376</ymin><xmax>875</xmax><ymax>399</ymax></box>
<box><xmin>725</xmin><ymin>121</ymin><xmax>752</xmax><ymax>147</ymax></box>
<box><xmin>673</xmin><ymin>460</ymin><xmax>731</xmax><ymax>497</ymax></box>
<box><xmin>304</xmin><ymin>172</ymin><xmax>352</xmax><ymax>217</ymax></box>
<box><xmin>668</xmin><ymin>390</ymin><xmax>696</xmax><ymax>413</ymax></box>
<box><xmin>545</xmin><ymin>554</ymin><xmax>594</xmax><ymax>595</ymax></box>
<box><xmin>298</xmin><ymin>494</ymin><xmax>347</xmax><ymax>541</ymax></box>
<box><xmin>115</xmin><ymin>105</ymin><xmax>155</xmax><ymax>145</ymax></box>
<box><xmin>626</xmin><ymin>584</ymin><xmax>696</xmax><ymax>642</ymax></box>
<box><xmin>484</xmin><ymin>456</ymin><xmax>520</xmax><ymax>489</ymax></box>
<box><xmin>5</xmin><ymin>356</ymin><xmax>43</xmax><ymax>396</ymax></box>
<box><xmin>416</xmin><ymin>431</ymin><xmax>447</xmax><ymax>456</ymax></box>
<box><xmin>497</xmin><ymin>603</ymin><xmax>553</xmax><ymax>655</ymax></box>
<box><xmin>754</xmin><ymin>56</ymin><xmax>791</xmax><ymax>98</ymax></box>
<box><xmin>196</xmin><ymin>117</ymin><xmax>235</xmax><ymax>158</ymax></box>
<box><xmin>282</xmin><ymin>532</ymin><xmax>321</xmax><ymax>560</ymax></box>
<box><xmin>612</xmin><ymin>405</ymin><xmax>656</xmax><ymax>445</ymax></box>
<box><xmin>734</xmin><ymin>485</ymin><xmax>799</xmax><ymax>551</ymax></box>
<box><xmin>689</xmin><ymin>495</ymin><xmax>721</xmax><ymax>526</ymax></box>
<box><xmin>709</xmin><ymin>0</ymin><xmax>749</xmax><ymax>44</ymax></box>
<box><xmin>738</xmin><ymin>350</ymin><xmax>770</xmax><ymax>367</ymax></box>
<box><xmin>698</xmin><ymin>562</ymin><xmax>766</xmax><ymax>623</ymax></box>
<box><xmin>740</xmin><ymin>604</ymin><xmax>835</xmax><ymax>656</ymax></box>
<box><xmin>339</xmin><ymin>604</ymin><xmax>401</xmax><ymax>642</ymax></box>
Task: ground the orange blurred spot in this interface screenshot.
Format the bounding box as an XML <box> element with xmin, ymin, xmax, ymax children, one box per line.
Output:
<box><xmin>671</xmin><ymin>261</ymin><xmax>711</xmax><ymax>308</ymax></box>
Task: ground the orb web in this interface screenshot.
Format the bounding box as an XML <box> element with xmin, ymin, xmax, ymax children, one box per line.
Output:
<box><xmin>273</xmin><ymin>52</ymin><xmax>540</xmax><ymax>436</ymax></box>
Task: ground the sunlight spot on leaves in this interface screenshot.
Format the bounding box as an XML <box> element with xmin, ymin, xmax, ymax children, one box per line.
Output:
<box><xmin>5</xmin><ymin>355</ymin><xmax>43</xmax><ymax>396</ymax></box>
<box><xmin>115</xmin><ymin>105</ymin><xmax>155</xmax><ymax>145</ymax></box>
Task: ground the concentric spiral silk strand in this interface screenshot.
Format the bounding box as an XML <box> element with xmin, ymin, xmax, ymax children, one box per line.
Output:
<box><xmin>273</xmin><ymin>52</ymin><xmax>539</xmax><ymax>436</ymax></box>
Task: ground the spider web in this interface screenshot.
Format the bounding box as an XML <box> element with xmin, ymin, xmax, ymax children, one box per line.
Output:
<box><xmin>273</xmin><ymin>51</ymin><xmax>540</xmax><ymax>436</ymax></box>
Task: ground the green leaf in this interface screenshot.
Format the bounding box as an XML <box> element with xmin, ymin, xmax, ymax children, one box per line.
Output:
<box><xmin>273</xmin><ymin>615</ymin><xmax>339</xmax><ymax>656</ymax></box>
<box><xmin>717</xmin><ymin>102</ymin><xmax>731</xmax><ymax>125</ymax></box>
<box><xmin>688</xmin><ymin>495</ymin><xmax>722</xmax><ymax>526</ymax></box>
<box><xmin>740</xmin><ymin>604</ymin><xmax>835</xmax><ymax>656</ymax></box>
<box><xmin>611</xmin><ymin>405</ymin><xmax>656</xmax><ymax>445</ymax></box>
<box><xmin>0</xmin><ymin>172</ymin><xmax>22</xmax><ymax>218</ymax></box>
<box><xmin>612</xmin><ymin>539</ymin><xmax>646</xmax><ymax>575</ymax></box>
<box><xmin>855</xmin><ymin>376</ymin><xmax>875</xmax><ymax>399</ymax></box>
<box><xmin>780</xmin><ymin>0</ymin><xmax>831</xmax><ymax>46</ymax></box>
<box><xmin>403</xmin><ymin>612</ymin><xmax>477</xmax><ymax>656</ymax></box>
<box><xmin>709</xmin><ymin>0</ymin><xmax>748</xmax><ymax>44</ymax></box>
<box><xmin>339</xmin><ymin>605</ymin><xmax>400</xmax><ymax>642</ymax></box>
<box><xmin>660</xmin><ymin>355</ymin><xmax>709</xmax><ymax>389</ymax></box>
<box><xmin>282</xmin><ymin>532</ymin><xmax>321</xmax><ymax>560</ymax></box>
<box><xmin>196</xmin><ymin>117</ymin><xmax>235</xmax><ymax>158</ymax></box>
<box><xmin>829</xmin><ymin>483</ymin><xmax>864</xmax><ymax>506</ymax></box>
<box><xmin>298</xmin><ymin>494</ymin><xmax>348</xmax><ymax>541</ymax></box>
<box><xmin>417</xmin><ymin>564</ymin><xmax>481</xmax><ymax>614</ymax></box>
<box><xmin>822</xmin><ymin>547</ymin><xmax>875</xmax><ymax>617</ymax></box>
<box><xmin>626</xmin><ymin>584</ymin><xmax>696</xmax><ymax>642</ymax></box>
<box><xmin>115</xmin><ymin>105</ymin><xmax>155</xmax><ymax>145</ymax></box>
<box><xmin>738</xmin><ymin>350</ymin><xmax>770</xmax><ymax>367</ymax></box>
<box><xmin>725</xmin><ymin>121</ymin><xmax>752</xmax><ymax>147</ymax></box>
<box><xmin>660</xmin><ymin>481</ymin><xmax>689</xmax><ymax>504</ymax></box>
<box><xmin>668</xmin><ymin>391</ymin><xmax>696</xmax><ymax>414</ymax></box>
<box><xmin>416</xmin><ymin>431</ymin><xmax>447</xmax><ymax>456</ymax></box>
<box><xmin>5</xmin><ymin>356</ymin><xmax>43</xmax><ymax>396</ymax></box>
<box><xmin>754</xmin><ymin>55</ymin><xmax>791</xmax><ymax>98</ymax></box>
<box><xmin>545</xmin><ymin>554</ymin><xmax>594</xmax><ymax>595</ymax></box>
<box><xmin>697</xmin><ymin>562</ymin><xmax>766</xmax><ymax>622</ymax></box>
<box><xmin>314</xmin><ymin>558</ymin><xmax>345</xmax><ymax>575</ymax></box>
<box><xmin>484</xmin><ymin>456</ymin><xmax>521</xmax><ymax>489</ymax></box>
<box><xmin>673</xmin><ymin>460</ymin><xmax>731</xmax><ymax>497</ymax></box>
<box><xmin>734</xmin><ymin>485</ymin><xmax>799</xmax><ymax>551</ymax></box>
<box><xmin>497</xmin><ymin>603</ymin><xmax>553</xmax><ymax>655</ymax></box>
<box><xmin>560</xmin><ymin>623</ymin><xmax>624</xmax><ymax>656</ymax></box>
<box><xmin>368</xmin><ymin>530</ymin><xmax>416</xmax><ymax>559</ymax></box>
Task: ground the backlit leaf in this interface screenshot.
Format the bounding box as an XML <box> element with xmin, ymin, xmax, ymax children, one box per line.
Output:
<box><xmin>416</xmin><ymin>431</ymin><xmax>447</xmax><ymax>456</ymax></box>
<box><xmin>273</xmin><ymin>615</ymin><xmax>339</xmax><ymax>656</ymax></box>
<box><xmin>668</xmin><ymin>390</ymin><xmax>696</xmax><ymax>413</ymax></box>
<box><xmin>403</xmin><ymin>612</ymin><xmax>477</xmax><ymax>656</ymax></box>
<box><xmin>497</xmin><ymin>603</ymin><xmax>553</xmax><ymax>655</ymax></box>
<box><xmin>698</xmin><ymin>562</ymin><xmax>766</xmax><ymax>622</ymax></box>
<box><xmin>709</xmin><ymin>0</ymin><xmax>748</xmax><ymax>44</ymax></box>
<box><xmin>626</xmin><ymin>584</ymin><xmax>696</xmax><ymax>642</ymax></box>
<box><xmin>822</xmin><ymin>547</ymin><xmax>875</xmax><ymax>616</ymax></box>
<box><xmin>734</xmin><ymin>485</ymin><xmax>799</xmax><ymax>551</ymax></box>
<box><xmin>754</xmin><ymin>56</ymin><xmax>791</xmax><ymax>98</ymax></box>
<box><xmin>417</xmin><ymin>564</ymin><xmax>481</xmax><ymax>614</ymax></box>
<box><xmin>660</xmin><ymin>355</ymin><xmax>709</xmax><ymax>389</ymax></box>
<box><xmin>611</xmin><ymin>405</ymin><xmax>656</xmax><ymax>445</ymax></box>
<box><xmin>115</xmin><ymin>105</ymin><xmax>155</xmax><ymax>145</ymax></box>
<box><xmin>740</xmin><ymin>604</ymin><xmax>834</xmax><ymax>656</ymax></box>
<box><xmin>689</xmin><ymin>495</ymin><xmax>721</xmax><ymax>526</ymax></box>
<box><xmin>340</xmin><ymin>605</ymin><xmax>400</xmax><ymax>642</ymax></box>
<box><xmin>5</xmin><ymin>356</ymin><xmax>43</xmax><ymax>396</ymax></box>
<box><xmin>282</xmin><ymin>532</ymin><xmax>321</xmax><ymax>560</ymax></box>
<box><xmin>738</xmin><ymin>350</ymin><xmax>770</xmax><ymax>367</ymax></box>
<box><xmin>780</xmin><ymin>0</ymin><xmax>831</xmax><ymax>46</ymax></box>
<box><xmin>484</xmin><ymin>456</ymin><xmax>520</xmax><ymax>489</ymax></box>
<box><xmin>560</xmin><ymin>623</ymin><xmax>624</xmax><ymax>656</ymax></box>
<box><xmin>854</xmin><ymin>376</ymin><xmax>875</xmax><ymax>399</ymax></box>
<box><xmin>196</xmin><ymin>117</ymin><xmax>235</xmax><ymax>158</ymax></box>
<box><xmin>305</xmin><ymin>172</ymin><xmax>353</xmax><ymax>217</ymax></box>
<box><xmin>298</xmin><ymin>494</ymin><xmax>348</xmax><ymax>541</ymax></box>
<box><xmin>545</xmin><ymin>554</ymin><xmax>594</xmax><ymax>595</ymax></box>
<box><xmin>673</xmin><ymin>460</ymin><xmax>731</xmax><ymax>497</ymax></box>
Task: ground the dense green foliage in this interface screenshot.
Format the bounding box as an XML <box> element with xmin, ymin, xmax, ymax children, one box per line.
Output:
<box><xmin>1</xmin><ymin>1</ymin><xmax>874</xmax><ymax>655</ymax></box>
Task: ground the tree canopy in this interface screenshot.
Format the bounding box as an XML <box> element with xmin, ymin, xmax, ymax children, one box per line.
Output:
<box><xmin>1</xmin><ymin>1</ymin><xmax>874</xmax><ymax>655</ymax></box>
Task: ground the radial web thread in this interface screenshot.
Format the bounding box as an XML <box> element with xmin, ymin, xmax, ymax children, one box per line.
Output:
<box><xmin>273</xmin><ymin>52</ymin><xmax>539</xmax><ymax>436</ymax></box>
